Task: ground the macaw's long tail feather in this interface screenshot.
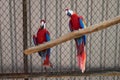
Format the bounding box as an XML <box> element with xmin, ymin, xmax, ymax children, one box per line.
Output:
<box><xmin>77</xmin><ymin>51</ymin><xmax>86</xmax><ymax>73</ymax></box>
<box><xmin>42</xmin><ymin>55</ymin><xmax>52</xmax><ymax>68</ymax></box>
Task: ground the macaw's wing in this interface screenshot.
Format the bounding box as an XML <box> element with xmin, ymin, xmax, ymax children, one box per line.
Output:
<box><xmin>69</xmin><ymin>21</ymin><xmax>73</xmax><ymax>32</ymax></box>
<box><xmin>46</xmin><ymin>32</ymin><xmax>51</xmax><ymax>55</ymax></box>
<box><xmin>33</xmin><ymin>35</ymin><xmax>38</xmax><ymax>45</ymax></box>
<box><xmin>79</xmin><ymin>18</ymin><xmax>86</xmax><ymax>29</ymax></box>
<box><xmin>46</xmin><ymin>32</ymin><xmax>50</xmax><ymax>41</ymax></box>
<box><xmin>79</xmin><ymin>18</ymin><xmax>87</xmax><ymax>45</ymax></box>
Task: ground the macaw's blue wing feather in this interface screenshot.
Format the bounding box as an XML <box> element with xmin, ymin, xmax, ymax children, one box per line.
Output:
<box><xmin>79</xmin><ymin>18</ymin><xmax>86</xmax><ymax>45</ymax></box>
<box><xmin>75</xmin><ymin>37</ymin><xmax>83</xmax><ymax>46</ymax></box>
<box><xmin>46</xmin><ymin>33</ymin><xmax>50</xmax><ymax>41</ymax></box>
<box><xmin>46</xmin><ymin>33</ymin><xmax>51</xmax><ymax>56</ymax></box>
<box><xmin>79</xmin><ymin>19</ymin><xmax>85</xmax><ymax>29</ymax></box>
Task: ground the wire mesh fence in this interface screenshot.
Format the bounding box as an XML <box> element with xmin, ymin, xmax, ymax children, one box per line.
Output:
<box><xmin>0</xmin><ymin>0</ymin><xmax>120</xmax><ymax>79</ymax></box>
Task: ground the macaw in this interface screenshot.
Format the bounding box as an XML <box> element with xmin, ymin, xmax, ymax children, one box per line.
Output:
<box><xmin>65</xmin><ymin>9</ymin><xmax>87</xmax><ymax>73</ymax></box>
<box><xmin>33</xmin><ymin>20</ymin><xmax>52</xmax><ymax>69</ymax></box>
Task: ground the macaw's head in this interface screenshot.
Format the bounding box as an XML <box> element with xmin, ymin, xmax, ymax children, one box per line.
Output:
<box><xmin>40</xmin><ymin>20</ymin><xmax>46</xmax><ymax>29</ymax></box>
<box><xmin>65</xmin><ymin>9</ymin><xmax>74</xmax><ymax>17</ymax></box>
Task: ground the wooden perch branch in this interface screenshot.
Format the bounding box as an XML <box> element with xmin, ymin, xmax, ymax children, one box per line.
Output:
<box><xmin>24</xmin><ymin>16</ymin><xmax>120</xmax><ymax>55</ymax></box>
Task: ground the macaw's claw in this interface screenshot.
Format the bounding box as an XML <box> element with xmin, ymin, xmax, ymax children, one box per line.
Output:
<box><xmin>50</xmin><ymin>62</ymin><xmax>53</xmax><ymax>68</ymax></box>
<box><xmin>44</xmin><ymin>67</ymin><xmax>47</xmax><ymax>72</ymax></box>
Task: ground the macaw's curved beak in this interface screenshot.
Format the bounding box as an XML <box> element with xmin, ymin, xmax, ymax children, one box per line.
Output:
<box><xmin>40</xmin><ymin>24</ymin><xmax>44</xmax><ymax>29</ymax></box>
<box><xmin>40</xmin><ymin>20</ymin><xmax>46</xmax><ymax>29</ymax></box>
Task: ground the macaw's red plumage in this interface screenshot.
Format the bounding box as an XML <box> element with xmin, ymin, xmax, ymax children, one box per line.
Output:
<box><xmin>70</xmin><ymin>14</ymin><xmax>83</xmax><ymax>30</ymax></box>
<box><xmin>33</xmin><ymin>21</ymin><xmax>52</xmax><ymax>69</ymax></box>
<box><xmin>75</xmin><ymin>41</ymin><xmax>86</xmax><ymax>73</ymax></box>
<box><xmin>66</xmin><ymin>9</ymin><xmax>87</xmax><ymax>73</ymax></box>
<box><xmin>37</xmin><ymin>28</ymin><xmax>49</xmax><ymax>44</ymax></box>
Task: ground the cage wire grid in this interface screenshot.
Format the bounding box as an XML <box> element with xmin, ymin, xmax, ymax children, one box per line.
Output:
<box><xmin>0</xmin><ymin>0</ymin><xmax>120</xmax><ymax>79</ymax></box>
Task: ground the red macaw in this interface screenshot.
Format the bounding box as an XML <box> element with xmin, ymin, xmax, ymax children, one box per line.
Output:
<box><xmin>65</xmin><ymin>9</ymin><xmax>87</xmax><ymax>73</ymax></box>
<box><xmin>33</xmin><ymin>20</ymin><xmax>52</xmax><ymax>70</ymax></box>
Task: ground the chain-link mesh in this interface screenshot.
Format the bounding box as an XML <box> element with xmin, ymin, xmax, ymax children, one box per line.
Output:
<box><xmin>0</xmin><ymin>0</ymin><xmax>120</xmax><ymax>79</ymax></box>
<box><xmin>0</xmin><ymin>0</ymin><xmax>24</xmax><ymax>73</ymax></box>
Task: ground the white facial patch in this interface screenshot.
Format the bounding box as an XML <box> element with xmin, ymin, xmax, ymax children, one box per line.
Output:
<box><xmin>41</xmin><ymin>21</ymin><xmax>44</xmax><ymax>25</ymax></box>
<box><xmin>65</xmin><ymin>10</ymin><xmax>68</xmax><ymax>15</ymax></box>
<box><xmin>69</xmin><ymin>10</ymin><xmax>73</xmax><ymax>15</ymax></box>
<box><xmin>65</xmin><ymin>9</ymin><xmax>74</xmax><ymax>16</ymax></box>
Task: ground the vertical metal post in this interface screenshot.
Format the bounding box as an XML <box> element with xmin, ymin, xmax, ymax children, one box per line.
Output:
<box><xmin>56</xmin><ymin>0</ymin><xmax>61</xmax><ymax>71</ymax></box>
<box><xmin>39</xmin><ymin>0</ymin><xmax>44</xmax><ymax>72</ymax></box>
<box><xmin>59</xmin><ymin>0</ymin><xmax>62</xmax><ymax>71</ymax></box>
<box><xmin>28</xmin><ymin>0</ymin><xmax>32</xmax><ymax>73</ymax></box>
<box><xmin>75</xmin><ymin>0</ymin><xmax>77</xmax><ymax>12</ymax></box>
<box><xmin>100</xmin><ymin>0</ymin><xmax>105</xmax><ymax>70</ymax></box>
<box><xmin>70</xmin><ymin>0</ymin><xmax>74</xmax><ymax>70</ymax></box>
<box><xmin>13</xmin><ymin>0</ymin><xmax>17</xmax><ymax>72</ymax></box>
<box><xmin>118</xmin><ymin>0</ymin><xmax>120</xmax><ymax>70</ymax></box>
<box><xmin>104</xmin><ymin>0</ymin><xmax>108</xmax><ymax>69</ymax></box>
<box><xmin>118</xmin><ymin>0</ymin><xmax>120</xmax><ymax>77</ymax></box>
<box><xmin>115</xmin><ymin>0</ymin><xmax>119</xmax><ymax>69</ymax></box>
<box><xmin>40</xmin><ymin>0</ymin><xmax>43</xmax><ymax>19</ymax></box>
<box><xmin>22</xmin><ymin>0</ymin><xmax>28</xmax><ymax>80</ymax></box>
<box><xmin>44</xmin><ymin>0</ymin><xmax>46</xmax><ymax>20</ymax></box>
<box><xmin>89</xmin><ymin>0</ymin><xmax>93</xmax><ymax>69</ymax></box>
<box><xmin>86</xmin><ymin>0</ymin><xmax>89</xmax><ymax>70</ymax></box>
<box><xmin>89</xmin><ymin>0</ymin><xmax>93</xmax><ymax>80</ymax></box>
<box><xmin>55</xmin><ymin>0</ymin><xmax>58</xmax><ymax>71</ymax></box>
<box><xmin>100</xmin><ymin>1</ymin><xmax>105</xmax><ymax>80</ymax></box>
<box><xmin>9</xmin><ymin>0</ymin><xmax>15</xmax><ymax>73</ymax></box>
<box><xmin>86</xmin><ymin>1</ymin><xmax>89</xmax><ymax>80</ymax></box>
<box><xmin>0</xmin><ymin>15</ymin><xmax>3</xmax><ymax>73</ymax></box>
<box><xmin>117</xmin><ymin>2</ymin><xmax>120</xmax><ymax>80</ymax></box>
